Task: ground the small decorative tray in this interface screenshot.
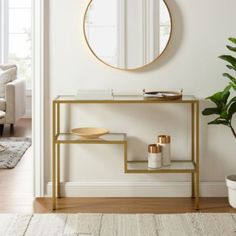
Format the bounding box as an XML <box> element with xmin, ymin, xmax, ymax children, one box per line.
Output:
<box><xmin>143</xmin><ymin>90</ymin><xmax>183</xmax><ymax>100</ymax></box>
<box><xmin>71</xmin><ymin>127</ymin><xmax>109</xmax><ymax>139</ymax></box>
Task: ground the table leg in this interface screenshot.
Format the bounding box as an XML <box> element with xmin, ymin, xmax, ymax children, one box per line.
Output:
<box><xmin>191</xmin><ymin>173</ymin><xmax>195</xmax><ymax>198</ymax></box>
<box><xmin>124</xmin><ymin>142</ymin><xmax>128</xmax><ymax>173</ymax></box>
<box><xmin>191</xmin><ymin>103</ymin><xmax>195</xmax><ymax>198</ymax></box>
<box><xmin>56</xmin><ymin>143</ymin><xmax>60</xmax><ymax>198</ymax></box>
<box><xmin>52</xmin><ymin>101</ymin><xmax>57</xmax><ymax>210</ymax></box>
<box><xmin>195</xmin><ymin>101</ymin><xmax>200</xmax><ymax>210</ymax></box>
<box><xmin>56</xmin><ymin>101</ymin><xmax>60</xmax><ymax>198</ymax></box>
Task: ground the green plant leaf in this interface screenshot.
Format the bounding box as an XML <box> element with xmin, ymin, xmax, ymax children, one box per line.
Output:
<box><xmin>222</xmin><ymin>85</ymin><xmax>231</xmax><ymax>100</ymax></box>
<box><xmin>228</xmin><ymin>96</ymin><xmax>236</xmax><ymax>103</ymax></box>
<box><xmin>228</xmin><ymin>102</ymin><xmax>236</xmax><ymax>120</ymax></box>
<box><xmin>202</xmin><ymin>107</ymin><xmax>221</xmax><ymax>116</ymax></box>
<box><xmin>226</xmin><ymin>97</ymin><xmax>236</xmax><ymax>109</ymax></box>
<box><xmin>206</xmin><ymin>85</ymin><xmax>231</xmax><ymax>111</ymax></box>
<box><xmin>226</xmin><ymin>45</ymin><xmax>236</xmax><ymax>52</ymax></box>
<box><xmin>219</xmin><ymin>55</ymin><xmax>236</xmax><ymax>67</ymax></box>
<box><xmin>208</xmin><ymin>119</ymin><xmax>229</xmax><ymax>126</ymax></box>
<box><xmin>206</xmin><ymin>86</ymin><xmax>230</xmax><ymax>108</ymax></box>
<box><xmin>206</xmin><ymin>92</ymin><xmax>223</xmax><ymax>106</ymax></box>
<box><xmin>223</xmin><ymin>73</ymin><xmax>236</xmax><ymax>84</ymax></box>
<box><xmin>229</xmin><ymin>37</ymin><xmax>236</xmax><ymax>44</ymax></box>
<box><xmin>226</xmin><ymin>65</ymin><xmax>236</xmax><ymax>71</ymax></box>
<box><xmin>220</xmin><ymin>107</ymin><xmax>229</xmax><ymax>120</ymax></box>
<box><xmin>230</xmin><ymin>82</ymin><xmax>236</xmax><ymax>91</ymax></box>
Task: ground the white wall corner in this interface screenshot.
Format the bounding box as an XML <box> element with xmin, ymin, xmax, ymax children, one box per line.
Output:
<box><xmin>45</xmin><ymin>181</ymin><xmax>227</xmax><ymax>197</ymax></box>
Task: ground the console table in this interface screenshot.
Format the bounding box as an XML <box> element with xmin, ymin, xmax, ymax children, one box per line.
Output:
<box><xmin>52</xmin><ymin>95</ymin><xmax>199</xmax><ymax>210</ymax></box>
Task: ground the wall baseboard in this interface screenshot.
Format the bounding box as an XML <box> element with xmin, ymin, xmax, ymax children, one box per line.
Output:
<box><xmin>46</xmin><ymin>181</ymin><xmax>227</xmax><ymax>197</ymax></box>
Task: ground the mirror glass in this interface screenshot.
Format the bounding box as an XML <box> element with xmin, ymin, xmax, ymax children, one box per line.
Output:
<box><xmin>84</xmin><ymin>0</ymin><xmax>172</xmax><ymax>70</ymax></box>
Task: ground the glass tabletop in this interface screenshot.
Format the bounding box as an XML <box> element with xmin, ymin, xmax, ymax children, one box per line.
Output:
<box><xmin>54</xmin><ymin>95</ymin><xmax>197</xmax><ymax>103</ymax></box>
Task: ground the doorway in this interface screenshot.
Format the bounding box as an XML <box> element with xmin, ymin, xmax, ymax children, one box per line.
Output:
<box><xmin>0</xmin><ymin>0</ymin><xmax>45</xmax><ymax>212</ymax></box>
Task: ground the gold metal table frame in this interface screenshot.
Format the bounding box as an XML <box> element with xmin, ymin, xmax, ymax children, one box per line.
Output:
<box><xmin>52</xmin><ymin>95</ymin><xmax>200</xmax><ymax>210</ymax></box>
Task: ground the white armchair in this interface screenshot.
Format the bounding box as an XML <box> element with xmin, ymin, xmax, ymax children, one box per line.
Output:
<box><xmin>0</xmin><ymin>65</ymin><xmax>26</xmax><ymax>135</ymax></box>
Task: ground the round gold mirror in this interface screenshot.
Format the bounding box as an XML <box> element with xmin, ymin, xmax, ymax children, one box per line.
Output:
<box><xmin>84</xmin><ymin>0</ymin><xmax>172</xmax><ymax>70</ymax></box>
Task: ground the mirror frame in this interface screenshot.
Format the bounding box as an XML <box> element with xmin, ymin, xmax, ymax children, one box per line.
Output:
<box><xmin>83</xmin><ymin>0</ymin><xmax>173</xmax><ymax>71</ymax></box>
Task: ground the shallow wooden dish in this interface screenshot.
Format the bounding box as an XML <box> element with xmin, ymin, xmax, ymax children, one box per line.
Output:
<box><xmin>143</xmin><ymin>91</ymin><xmax>182</xmax><ymax>100</ymax></box>
<box><xmin>71</xmin><ymin>127</ymin><xmax>109</xmax><ymax>139</ymax></box>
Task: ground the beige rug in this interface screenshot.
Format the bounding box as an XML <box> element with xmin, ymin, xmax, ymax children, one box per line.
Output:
<box><xmin>0</xmin><ymin>213</ymin><xmax>236</xmax><ymax>236</ymax></box>
<box><xmin>0</xmin><ymin>137</ymin><xmax>31</xmax><ymax>169</ymax></box>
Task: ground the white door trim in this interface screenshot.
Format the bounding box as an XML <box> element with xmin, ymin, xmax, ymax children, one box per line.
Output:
<box><xmin>32</xmin><ymin>0</ymin><xmax>45</xmax><ymax>197</ymax></box>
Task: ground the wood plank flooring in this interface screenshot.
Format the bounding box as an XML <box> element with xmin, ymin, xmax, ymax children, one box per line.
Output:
<box><xmin>0</xmin><ymin>119</ymin><xmax>236</xmax><ymax>214</ymax></box>
<box><xmin>34</xmin><ymin>197</ymin><xmax>236</xmax><ymax>214</ymax></box>
<box><xmin>0</xmin><ymin>119</ymin><xmax>34</xmax><ymax>213</ymax></box>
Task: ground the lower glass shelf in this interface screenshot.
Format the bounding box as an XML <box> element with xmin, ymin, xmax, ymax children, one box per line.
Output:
<box><xmin>56</xmin><ymin>133</ymin><xmax>127</xmax><ymax>144</ymax></box>
<box><xmin>126</xmin><ymin>160</ymin><xmax>195</xmax><ymax>173</ymax></box>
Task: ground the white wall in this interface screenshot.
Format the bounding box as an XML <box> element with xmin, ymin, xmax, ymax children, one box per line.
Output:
<box><xmin>45</xmin><ymin>0</ymin><xmax>236</xmax><ymax>197</ymax></box>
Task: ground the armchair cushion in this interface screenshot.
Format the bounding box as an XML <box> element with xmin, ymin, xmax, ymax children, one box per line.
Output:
<box><xmin>0</xmin><ymin>64</ymin><xmax>17</xmax><ymax>71</ymax></box>
<box><xmin>0</xmin><ymin>66</ymin><xmax>17</xmax><ymax>98</ymax></box>
<box><xmin>4</xmin><ymin>78</ymin><xmax>26</xmax><ymax>124</ymax></box>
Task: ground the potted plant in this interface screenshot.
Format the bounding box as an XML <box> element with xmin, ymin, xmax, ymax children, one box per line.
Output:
<box><xmin>202</xmin><ymin>37</ymin><xmax>236</xmax><ymax>208</ymax></box>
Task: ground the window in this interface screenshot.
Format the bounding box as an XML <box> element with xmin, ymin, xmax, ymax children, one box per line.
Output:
<box><xmin>0</xmin><ymin>0</ymin><xmax>32</xmax><ymax>88</ymax></box>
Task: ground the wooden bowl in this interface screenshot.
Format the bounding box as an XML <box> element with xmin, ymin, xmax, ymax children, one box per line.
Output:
<box><xmin>71</xmin><ymin>127</ymin><xmax>109</xmax><ymax>139</ymax></box>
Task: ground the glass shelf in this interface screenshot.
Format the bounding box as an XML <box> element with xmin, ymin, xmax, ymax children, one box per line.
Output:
<box><xmin>126</xmin><ymin>161</ymin><xmax>195</xmax><ymax>173</ymax></box>
<box><xmin>54</xmin><ymin>95</ymin><xmax>197</xmax><ymax>103</ymax></box>
<box><xmin>56</xmin><ymin>133</ymin><xmax>127</xmax><ymax>144</ymax></box>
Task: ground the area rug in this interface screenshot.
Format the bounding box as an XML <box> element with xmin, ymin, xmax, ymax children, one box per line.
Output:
<box><xmin>0</xmin><ymin>137</ymin><xmax>31</xmax><ymax>169</ymax></box>
<box><xmin>0</xmin><ymin>213</ymin><xmax>236</xmax><ymax>235</ymax></box>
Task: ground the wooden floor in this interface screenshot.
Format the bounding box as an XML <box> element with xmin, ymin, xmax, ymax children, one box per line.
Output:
<box><xmin>0</xmin><ymin>118</ymin><xmax>34</xmax><ymax>213</ymax></box>
<box><xmin>34</xmin><ymin>197</ymin><xmax>236</xmax><ymax>214</ymax></box>
<box><xmin>0</xmin><ymin>119</ymin><xmax>236</xmax><ymax>214</ymax></box>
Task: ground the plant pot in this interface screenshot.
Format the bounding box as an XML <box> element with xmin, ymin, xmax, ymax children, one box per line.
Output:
<box><xmin>226</xmin><ymin>174</ymin><xmax>236</xmax><ymax>208</ymax></box>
